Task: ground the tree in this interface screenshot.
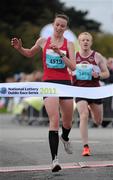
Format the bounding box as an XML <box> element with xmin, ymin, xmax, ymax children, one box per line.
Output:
<box><xmin>93</xmin><ymin>33</ymin><xmax>113</xmax><ymax>58</ymax></box>
<box><xmin>0</xmin><ymin>0</ymin><xmax>101</xmax><ymax>31</ymax></box>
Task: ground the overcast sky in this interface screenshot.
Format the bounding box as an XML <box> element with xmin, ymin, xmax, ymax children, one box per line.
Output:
<box><xmin>60</xmin><ymin>0</ymin><xmax>113</xmax><ymax>34</ymax></box>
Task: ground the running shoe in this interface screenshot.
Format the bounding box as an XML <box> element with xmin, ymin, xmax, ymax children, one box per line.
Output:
<box><xmin>52</xmin><ymin>157</ymin><xmax>62</xmax><ymax>172</ymax></box>
<box><xmin>60</xmin><ymin>136</ymin><xmax>73</xmax><ymax>154</ymax></box>
<box><xmin>82</xmin><ymin>146</ymin><xmax>91</xmax><ymax>156</ymax></box>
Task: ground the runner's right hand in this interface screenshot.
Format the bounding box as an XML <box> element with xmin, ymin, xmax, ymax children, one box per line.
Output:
<box><xmin>11</xmin><ymin>38</ymin><xmax>22</xmax><ymax>50</ymax></box>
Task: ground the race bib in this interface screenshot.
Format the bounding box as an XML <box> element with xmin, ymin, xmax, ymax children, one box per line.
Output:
<box><xmin>46</xmin><ymin>49</ymin><xmax>65</xmax><ymax>69</ymax></box>
<box><xmin>75</xmin><ymin>64</ymin><xmax>93</xmax><ymax>80</ymax></box>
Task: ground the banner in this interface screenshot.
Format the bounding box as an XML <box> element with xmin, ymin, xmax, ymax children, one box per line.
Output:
<box><xmin>0</xmin><ymin>82</ymin><xmax>113</xmax><ymax>99</ymax></box>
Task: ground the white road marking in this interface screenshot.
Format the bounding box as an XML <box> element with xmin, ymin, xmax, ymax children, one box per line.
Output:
<box><xmin>0</xmin><ymin>161</ymin><xmax>113</xmax><ymax>173</ymax></box>
<box><xmin>0</xmin><ymin>139</ymin><xmax>100</xmax><ymax>143</ymax></box>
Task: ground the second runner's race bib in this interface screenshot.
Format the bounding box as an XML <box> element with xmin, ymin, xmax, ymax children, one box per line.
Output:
<box><xmin>75</xmin><ymin>64</ymin><xmax>93</xmax><ymax>80</ymax></box>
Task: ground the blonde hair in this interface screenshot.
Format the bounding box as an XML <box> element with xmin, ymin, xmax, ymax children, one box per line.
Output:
<box><xmin>78</xmin><ymin>32</ymin><xmax>93</xmax><ymax>41</ymax></box>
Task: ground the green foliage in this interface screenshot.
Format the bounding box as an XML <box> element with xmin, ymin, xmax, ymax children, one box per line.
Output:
<box><xmin>0</xmin><ymin>23</ymin><xmax>43</xmax><ymax>82</ymax></box>
<box><xmin>0</xmin><ymin>107</ymin><xmax>7</xmax><ymax>113</ymax></box>
<box><xmin>92</xmin><ymin>33</ymin><xmax>113</xmax><ymax>58</ymax></box>
<box><xmin>0</xmin><ymin>0</ymin><xmax>101</xmax><ymax>31</ymax></box>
